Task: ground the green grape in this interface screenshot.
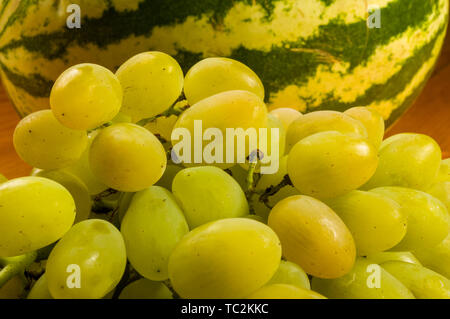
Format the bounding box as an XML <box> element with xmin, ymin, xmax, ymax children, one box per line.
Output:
<box><xmin>0</xmin><ymin>177</ymin><xmax>75</xmax><ymax>257</ymax></box>
<box><xmin>268</xmin><ymin>195</ymin><xmax>356</xmax><ymax>279</ymax></box>
<box><xmin>121</xmin><ymin>186</ymin><xmax>189</xmax><ymax>281</ymax></box>
<box><xmin>269</xmin><ymin>108</ymin><xmax>302</xmax><ymax>132</ymax></box>
<box><xmin>247</xmin><ymin>284</ymin><xmax>325</xmax><ymax>299</ymax></box>
<box><xmin>228</xmin><ymin>165</ymin><xmax>248</xmax><ymax>191</ymax></box>
<box><xmin>288</xmin><ymin>131</ymin><xmax>378</xmax><ymax>199</ymax></box>
<box><xmin>252</xmin><ymin>156</ymin><xmax>299</xmax><ymax>221</ymax></box>
<box><xmin>145</xmin><ymin>114</ymin><xmax>179</xmax><ymax>143</ymax></box>
<box><xmin>435</xmin><ymin>158</ymin><xmax>450</xmax><ymax>183</ymax></box>
<box><xmin>50</xmin><ymin>63</ymin><xmax>122</xmax><ymax>130</ymax></box>
<box><xmin>344</xmin><ymin>107</ymin><xmax>385</xmax><ymax>149</ymax></box>
<box><xmin>267</xmin><ymin>260</ymin><xmax>311</xmax><ymax>290</ymax></box>
<box><xmin>427</xmin><ymin>181</ymin><xmax>450</xmax><ymax>210</ymax></box>
<box><xmin>111</xmin><ymin>112</ymin><xmax>132</xmax><ymax>124</ymax></box>
<box><xmin>325</xmin><ymin>190</ymin><xmax>407</xmax><ymax>255</ymax></box>
<box><xmin>172</xmin><ymin>166</ymin><xmax>249</xmax><ymax>229</ymax></box>
<box><xmin>0</xmin><ymin>174</ymin><xmax>7</xmax><ymax>184</ymax></box>
<box><xmin>13</xmin><ymin>110</ymin><xmax>88</xmax><ymax>170</ymax></box>
<box><xmin>27</xmin><ymin>273</ymin><xmax>53</xmax><ymax>299</ymax></box>
<box><xmin>119</xmin><ymin>279</ymin><xmax>173</xmax><ymax>299</ymax></box>
<box><xmin>32</xmin><ymin>169</ymin><xmax>92</xmax><ymax>223</ymax></box>
<box><xmin>116</xmin><ymin>52</ymin><xmax>184</xmax><ymax>122</ymax></box>
<box><xmin>240</xmin><ymin>114</ymin><xmax>286</xmax><ymax>172</ymax></box>
<box><xmin>370</xmin><ymin>187</ymin><xmax>449</xmax><ymax>251</ymax></box>
<box><xmin>46</xmin><ymin>219</ymin><xmax>127</xmax><ymax>299</ymax></box>
<box><xmin>413</xmin><ymin>234</ymin><xmax>450</xmax><ymax>278</ymax></box>
<box><xmin>286</xmin><ymin>111</ymin><xmax>368</xmax><ymax>153</ymax></box>
<box><xmin>0</xmin><ymin>276</ymin><xmax>26</xmax><ymax>299</ymax></box>
<box><xmin>366</xmin><ymin>252</ymin><xmax>422</xmax><ymax>266</ymax></box>
<box><xmin>89</xmin><ymin>123</ymin><xmax>167</xmax><ymax>192</ymax></box>
<box><xmin>381</xmin><ymin>261</ymin><xmax>450</xmax><ymax>299</ymax></box>
<box><xmin>363</xmin><ymin>134</ymin><xmax>442</xmax><ymax>190</ymax></box>
<box><xmin>155</xmin><ymin>164</ymin><xmax>183</xmax><ymax>191</ymax></box>
<box><xmin>312</xmin><ymin>257</ymin><xmax>415</xmax><ymax>299</ymax></box>
<box><xmin>184</xmin><ymin>57</ymin><xmax>264</xmax><ymax>105</ymax></box>
<box><xmin>168</xmin><ymin>218</ymin><xmax>281</xmax><ymax>299</ymax></box>
<box><xmin>171</xmin><ymin>90</ymin><xmax>268</xmax><ymax>169</ymax></box>
<box><xmin>65</xmin><ymin>130</ymin><xmax>108</xmax><ymax>195</ymax></box>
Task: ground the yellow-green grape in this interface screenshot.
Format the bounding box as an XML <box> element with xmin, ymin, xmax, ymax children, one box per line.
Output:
<box><xmin>370</xmin><ymin>187</ymin><xmax>449</xmax><ymax>251</ymax></box>
<box><xmin>286</xmin><ymin>111</ymin><xmax>368</xmax><ymax>153</ymax></box>
<box><xmin>366</xmin><ymin>252</ymin><xmax>422</xmax><ymax>266</ymax></box>
<box><xmin>119</xmin><ymin>279</ymin><xmax>173</xmax><ymax>299</ymax></box>
<box><xmin>111</xmin><ymin>112</ymin><xmax>132</xmax><ymax>124</ymax></box>
<box><xmin>50</xmin><ymin>63</ymin><xmax>122</xmax><ymax>130</ymax></box>
<box><xmin>184</xmin><ymin>57</ymin><xmax>264</xmax><ymax>105</ymax></box>
<box><xmin>427</xmin><ymin>181</ymin><xmax>450</xmax><ymax>210</ymax></box>
<box><xmin>288</xmin><ymin>131</ymin><xmax>378</xmax><ymax>199</ymax></box>
<box><xmin>172</xmin><ymin>167</ymin><xmax>249</xmax><ymax>229</ymax></box>
<box><xmin>363</xmin><ymin>134</ymin><xmax>442</xmax><ymax>191</ymax></box>
<box><xmin>121</xmin><ymin>186</ymin><xmax>189</xmax><ymax>281</ymax></box>
<box><xmin>268</xmin><ymin>195</ymin><xmax>356</xmax><ymax>279</ymax></box>
<box><xmin>0</xmin><ymin>276</ymin><xmax>26</xmax><ymax>299</ymax></box>
<box><xmin>89</xmin><ymin>123</ymin><xmax>167</xmax><ymax>192</ymax></box>
<box><xmin>0</xmin><ymin>177</ymin><xmax>75</xmax><ymax>257</ymax></box>
<box><xmin>312</xmin><ymin>257</ymin><xmax>415</xmax><ymax>299</ymax></box>
<box><xmin>0</xmin><ymin>174</ymin><xmax>7</xmax><ymax>184</ymax></box>
<box><xmin>27</xmin><ymin>273</ymin><xmax>53</xmax><ymax>299</ymax></box>
<box><xmin>155</xmin><ymin>164</ymin><xmax>183</xmax><ymax>191</ymax></box>
<box><xmin>168</xmin><ymin>218</ymin><xmax>281</xmax><ymax>299</ymax></box>
<box><xmin>381</xmin><ymin>261</ymin><xmax>450</xmax><ymax>299</ymax></box>
<box><xmin>344</xmin><ymin>107</ymin><xmax>385</xmax><ymax>149</ymax></box>
<box><xmin>240</xmin><ymin>114</ymin><xmax>286</xmax><ymax>172</ymax></box>
<box><xmin>252</xmin><ymin>156</ymin><xmax>299</xmax><ymax>221</ymax></box>
<box><xmin>435</xmin><ymin>158</ymin><xmax>450</xmax><ymax>183</ymax></box>
<box><xmin>268</xmin><ymin>260</ymin><xmax>311</xmax><ymax>290</ymax></box>
<box><xmin>228</xmin><ymin>164</ymin><xmax>249</xmax><ymax>191</ymax></box>
<box><xmin>116</xmin><ymin>52</ymin><xmax>184</xmax><ymax>122</ymax></box>
<box><xmin>325</xmin><ymin>190</ymin><xmax>407</xmax><ymax>255</ymax></box>
<box><xmin>413</xmin><ymin>234</ymin><xmax>450</xmax><ymax>278</ymax></box>
<box><xmin>32</xmin><ymin>169</ymin><xmax>91</xmax><ymax>223</ymax></box>
<box><xmin>46</xmin><ymin>219</ymin><xmax>127</xmax><ymax>299</ymax></box>
<box><xmin>145</xmin><ymin>115</ymin><xmax>179</xmax><ymax>145</ymax></box>
<box><xmin>269</xmin><ymin>108</ymin><xmax>303</xmax><ymax>132</ymax></box>
<box><xmin>65</xmin><ymin>130</ymin><xmax>108</xmax><ymax>195</ymax></box>
<box><xmin>171</xmin><ymin>90</ymin><xmax>268</xmax><ymax>168</ymax></box>
<box><xmin>13</xmin><ymin>110</ymin><xmax>88</xmax><ymax>170</ymax></box>
<box><xmin>247</xmin><ymin>284</ymin><xmax>325</xmax><ymax>299</ymax></box>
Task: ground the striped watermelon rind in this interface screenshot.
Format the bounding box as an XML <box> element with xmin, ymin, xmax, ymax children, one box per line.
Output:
<box><xmin>0</xmin><ymin>0</ymin><xmax>448</xmax><ymax>125</ymax></box>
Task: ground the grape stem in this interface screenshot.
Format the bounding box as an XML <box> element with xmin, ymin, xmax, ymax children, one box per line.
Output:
<box><xmin>136</xmin><ymin>94</ymin><xmax>189</xmax><ymax>127</ymax></box>
<box><xmin>259</xmin><ymin>174</ymin><xmax>293</xmax><ymax>209</ymax></box>
<box><xmin>245</xmin><ymin>150</ymin><xmax>264</xmax><ymax>214</ymax></box>
<box><xmin>0</xmin><ymin>251</ymin><xmax>37</xmax><ymax>288</ymax></box>
<box><xmin>163</xmin><ymin>279</ymin><xmax>181</xmax><ymax>299</ymax></box>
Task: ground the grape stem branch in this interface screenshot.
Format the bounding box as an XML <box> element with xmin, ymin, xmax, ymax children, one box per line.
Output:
<box><xmin>0</xmin><ymin>251</ymin><xmax>37</xmax><ymax>288</ymax></box>
<box><xmin>136</xmin><ymin>94</ymin><xmax>189</xmax><ymax>127</ymax></box>
<box><xmin>259</xmin><ymin>174</ymin><xmax>293</xmax><ymax>209</ymax></box>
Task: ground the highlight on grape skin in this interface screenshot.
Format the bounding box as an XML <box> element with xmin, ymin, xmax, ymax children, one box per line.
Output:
<box><xmin>0</xmin><ymin>46</ymin><xmax>449</xmax><ymax>302</ymax></box>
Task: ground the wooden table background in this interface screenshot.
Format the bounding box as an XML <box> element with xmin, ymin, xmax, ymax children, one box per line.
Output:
<box><xmin>1</xmin><ymin>30</ymin><xmax>449</xmax><ymax>179</ymax></box>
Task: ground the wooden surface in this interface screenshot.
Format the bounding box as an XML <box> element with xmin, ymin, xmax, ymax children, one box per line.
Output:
<box><xmin>0</xmin><ymin>31</ymin><xmax>449</xmax><ymax>179</ymax></box>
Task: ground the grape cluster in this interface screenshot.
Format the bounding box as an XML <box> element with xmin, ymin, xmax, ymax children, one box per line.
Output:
<box><xmin>0</xmin><ymin>52</ymin><xmax>449</xmax><ymax>299</ymax></box>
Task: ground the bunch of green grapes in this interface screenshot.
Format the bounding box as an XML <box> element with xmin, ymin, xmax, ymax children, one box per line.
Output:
<box><xmin>3</xmin><ymin>51</ymin><xmax>450</xmax><ymax>301</ymax></box>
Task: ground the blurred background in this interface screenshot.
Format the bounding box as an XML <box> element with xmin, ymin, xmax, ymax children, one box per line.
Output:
<box><xmin>1</xmin><ymin>29</ymin><xmax>449</xmax><ymax>179</ymax></box>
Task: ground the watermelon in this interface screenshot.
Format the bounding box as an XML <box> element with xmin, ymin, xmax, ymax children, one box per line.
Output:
<box><xmin>0</xmin><ymin>0</ymin><xmax>448</xmax><ymax>125</ymax></box>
